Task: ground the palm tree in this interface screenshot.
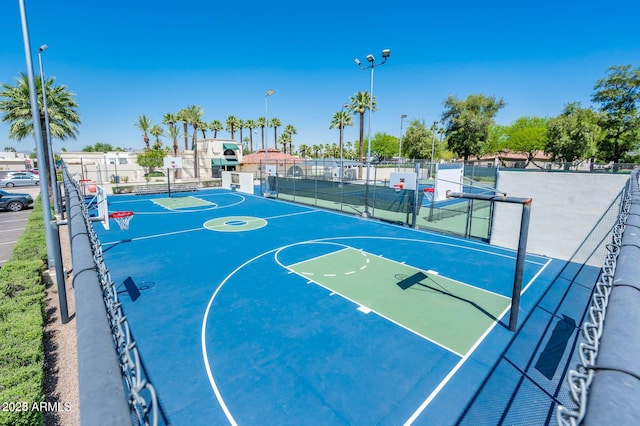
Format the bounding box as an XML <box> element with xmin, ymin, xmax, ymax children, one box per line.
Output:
<box><xmin>277</xmin><ymin>133</ymin><xmax>290</xmax><ymax>153</ymax></box>
<box><xmin>257</xmin><ymin>117</ymin><xmax>267</xmax><ymax>149</ymax></box>
<box><xmin>271</xmin><ymin>117</ymin><xmax>282</xmax><ymax>149</ymax></box>
<box><xmin>324</xmin><ymin>143</ymin><xmax>331</xmax><ymax>158</ymax></box>
<box><xmin>184</xmin><ymin>105</ymin><xmax>204</xmax><ymax>178</ymax></box>
<box><xmin>210</xmin><ymin>120</ymin><xmax>223</xmax><ymax>138</ymax></box>
<box><xmin>162</xmin><ymin>113</ymin><xmax>179</xmax><ymax>155</ymax></box>
<box><xmin>198</xmin><ymin>120</ymin><xmax>208</xmax><ymax>138</ymax></box>
<box><xmin>135</xmin><ymin>115</ymin><xmax>153</xmax><ymax>150</ymax></box>
<box><xmin>284</xmin><ymin>124</ymin><xmax>297</xmax><ymax>155</ymax></box>
<box><xmin>245</xmin><ymin>119</ymin><xmax>257</xmax><ymax>152</ymax></box>
<box><xmin>346</xmin><ymin>141</ymin><xmax>354</xmax><ymax>159</ymax></box>
<box><xmin>350</xmin><ymin>91</ymin><xmax>377</xmax><ymax>177</ymax></box>
<box><xmin>312</xmin><ymin>144</ymin><xmax>321</xmax><ymax>158</ymax></box>
<box><xmin>329</xmin><ymin>110</ymin><xmax>354</xmax><ymax>162</ymax></box>
<box><xmin>168</xmin><ymin>123</ymin><xmax>181</xmax><ymax>156</ymax></box>
<box><xmin>149</xmin><ymin>124</ymin><xmax>164</xmax><ymax>150</ymax></box>
<box><xmin>0</xmin><ymin>72</ymin><xmax>80</xmax><ymax>182</ymax></box>
<box><xmin>176</xmin><ymin>108</ymin><xmax>189</xmax><ymax>151</ymax></box>
<box><xmin>237</xmin><ymin>119</ymin><xmax>245</xmax><ymax>146</ymax></box>
<box><xmin>225</xmin><ymin>115</ymin><xmax>240</xmax><ymax>140</ymax></box>
<box><xmin>298</xmin><ymin>144</ymin><xmax>310</xmax><ymax>158</ymax></box>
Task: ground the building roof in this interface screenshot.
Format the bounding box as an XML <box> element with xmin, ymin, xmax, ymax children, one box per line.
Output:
<box><xmin>241</xmin><ymin>148</ymin><xmax>303</xmax><ymax>164</ymax></box>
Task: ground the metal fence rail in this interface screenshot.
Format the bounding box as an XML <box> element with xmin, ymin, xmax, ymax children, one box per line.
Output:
<box><xmin>557</xmin><ymin>167</ymin><xmax>640</xmax><ymax>425</ymax></box>
<box><xmin>64</xmin><ymin>166</ymin><xmax>164</xmax><ymax>426</ymax></box>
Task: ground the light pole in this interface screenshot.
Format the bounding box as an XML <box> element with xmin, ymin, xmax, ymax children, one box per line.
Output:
<box><xmin>37</xmin><ymin>44</ymin><xmax>61</xmax><ymax>216</ymax></box>
<box><xmin>339</xmin><ymin>102</ymin><xmax>349</xmax><ymax>184</ymax></box>
<box><xmin>264</xmin><ymin>89</ymin><xmax>275</xmax><ymax>195</ymax></box>
<box><xmin>431</xmin><ymin>121</ymin><xmax>438</xmax><ymax>179</ymax></box>
<box><xmin>355</xmin><ymin>48</ymin><xmax>390</xmax><ymax>217</ymax></box>
<box><xmin>398</xmin><ymin>114</ymin><xmax>407</xmax><ymax>171</ymax></box>
<box><xmin>19</xmin><ymin>0</ymin><xmax>67</xmax><ymax>323</ymax></box>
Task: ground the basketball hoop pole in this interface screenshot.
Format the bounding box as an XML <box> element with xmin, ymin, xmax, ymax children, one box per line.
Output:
<box><xmin>167</xmin><ymin>167</ymin><xmax>171</xmax><ymax>198</ymax></box>
<box><xmin>447</xmin><ymin>190</ymin><xmax>532</xmax><ymax>332</ymax></box>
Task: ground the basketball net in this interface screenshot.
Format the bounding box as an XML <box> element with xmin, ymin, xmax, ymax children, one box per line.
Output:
<box><xmin>423</xmin><ymin>187</ymin><xmax>435</xmax><ymax>202</ymax></box>
<box><xmin>109</xmin><ymin>211</ymin><xmax>134</xmax><ymax>230</ymax></box>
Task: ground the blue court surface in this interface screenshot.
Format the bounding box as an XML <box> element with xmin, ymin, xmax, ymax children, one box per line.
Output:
<box><xmin>94</xmin><ymin>188</ymin><xmax>569</xmax><ymax>425</ymax></box>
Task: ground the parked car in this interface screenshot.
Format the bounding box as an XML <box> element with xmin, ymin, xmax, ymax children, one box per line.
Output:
<box><xmin>0</xmin><ymin>175</ymin><xmax>39</xmax><ymax>187</ymax></box>
<box><xmin>0</xmin><ymin>189</ymin><xmax>34</xmax><ymax>211</ymax></box>
<box><xmin>6</xmin><ymin>171</ymin><xmax>38</xmax><ymax>178</ymax></box>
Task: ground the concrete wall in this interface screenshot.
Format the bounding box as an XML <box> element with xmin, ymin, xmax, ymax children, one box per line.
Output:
<box><xmin>490</xmin><ymin>171</ymin><xmax>629</xmax><ymax>260</ymax></box>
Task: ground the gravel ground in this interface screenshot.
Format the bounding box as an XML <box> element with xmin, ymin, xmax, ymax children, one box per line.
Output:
<box><xmin>42</xmin><ymin>220</ymin><xmax>80</xmax><ymax>426</ymax></box>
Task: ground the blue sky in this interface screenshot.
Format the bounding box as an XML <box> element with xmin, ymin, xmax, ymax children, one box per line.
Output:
<box><xmin>1</xmin><ymin>0</ymin><xmax>640</xmax><ymax>153</ymax></box>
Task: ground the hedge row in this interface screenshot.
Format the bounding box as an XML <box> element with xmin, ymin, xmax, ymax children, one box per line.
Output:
<box><xmin>0</xmin><ymin>202</ymin><xmax>48</xmax><ymax>426</ymax></box>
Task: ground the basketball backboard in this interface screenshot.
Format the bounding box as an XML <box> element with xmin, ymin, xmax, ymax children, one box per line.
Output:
<box><xmin>163</xmin><ymin>156</ymin><xmax>183</xmax><ymax>170</ymax></box>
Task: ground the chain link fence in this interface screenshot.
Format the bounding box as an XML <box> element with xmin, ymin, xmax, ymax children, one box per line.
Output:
<box><xmin>259</xmin><ymin>159</ymin><xmax>496</xmax><ymax>241</ymax></box>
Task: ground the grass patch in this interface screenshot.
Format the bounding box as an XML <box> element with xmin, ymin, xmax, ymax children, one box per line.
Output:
<box><xmin>0</xmin><ymin>201</ymin><xmax>48</xmax><ymax>426</ymax></box>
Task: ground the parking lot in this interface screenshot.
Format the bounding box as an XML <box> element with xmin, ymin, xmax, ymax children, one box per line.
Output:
<box><xmin>0</xmin><ymin>186</ymin><xmax>40</xmax><ymax>267</ymax></box>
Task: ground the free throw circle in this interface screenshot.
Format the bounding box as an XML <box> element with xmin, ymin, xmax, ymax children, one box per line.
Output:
<box><xmin>204</xmin><ymin>216</ymin><xmax>267</xmax><ymax>232</ymax></box>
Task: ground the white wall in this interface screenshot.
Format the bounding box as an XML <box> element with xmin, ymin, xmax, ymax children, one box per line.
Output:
<box><xmin>491</xmin><ymin>171</ymin><xmax>629</xmax><ymax>260</ymax></box>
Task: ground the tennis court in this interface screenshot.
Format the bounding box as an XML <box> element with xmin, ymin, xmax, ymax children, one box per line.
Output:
<box><xmin>93</xmin><ymin>187</ymin><xmax>561</xmax><ymax>425</ymax></box>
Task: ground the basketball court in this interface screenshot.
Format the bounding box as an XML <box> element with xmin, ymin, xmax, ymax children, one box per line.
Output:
<box><xmin>90</xmin><ymin>185</ymin><xmax>564</xmax><ymax>425</ymax></box>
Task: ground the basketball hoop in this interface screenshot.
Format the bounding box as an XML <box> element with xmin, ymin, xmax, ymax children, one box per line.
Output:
<box><xmin>109</xmin><ymin>211</ymin><xmax>134</xmax><ymax>230</ymax></box>
<box><xmin>423</xmin><ymin>187</ymin><xmax>435</xmax><ymax>203</ymax></box>
<box><xmin>393</xmin><ymin>183</ymin><xmax>404</xmax><ymax>193</ymax></box>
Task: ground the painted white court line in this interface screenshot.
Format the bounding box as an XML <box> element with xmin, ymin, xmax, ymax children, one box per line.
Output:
<box><xmin>403</xmin><ymin>257</ymin><xmax>554</xmax><ymax>425</ymax></box>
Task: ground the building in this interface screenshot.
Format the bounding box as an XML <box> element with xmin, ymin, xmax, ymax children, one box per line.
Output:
<box><xmin>59</xmin><ymin>138</ymin><xmax>245</xmax><ymax>184</ymax></box>
<box><xmin>0</xmin><ymin>150</ymin><xmax>35</xmax><ymax>172</ymax></box>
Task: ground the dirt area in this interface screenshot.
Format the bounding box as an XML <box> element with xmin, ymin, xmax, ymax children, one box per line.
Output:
<box><xmin>42</xmin><ymin>215</ymin><xmax>80</xmax><ymax>425</ymax></box>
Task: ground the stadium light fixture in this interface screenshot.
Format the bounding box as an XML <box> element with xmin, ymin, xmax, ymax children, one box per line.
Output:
<box><xmin>354</xmin><ymin>48</ymin><xmax>391</xmax><ymax>217</ymax></box>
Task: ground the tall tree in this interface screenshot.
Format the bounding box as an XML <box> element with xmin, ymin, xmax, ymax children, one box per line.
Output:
<box><xmin>149</xmin><ymin>124</ymin><xmax>164</xmax><ymax>150</ymax></box>
<box><xmin>225</xmin><ymin>115</ymin><xmax>239</xmax><ymax>140</ymax></box>
<box><xmin>184</xmin><ymin>105</ymin><xmax>204</xmax><ymax>178</ymax></box>
<box><xmin>0</xmin><ymin>73</ymin><xmax>80</xmax><ymax>181</ymax></box>
<box><xmin>271</xmin><ymin>117</ymin><xmax>282</xmax><ymax>149</ymax></box>
<box><xmin>135</xmin><ymin>115</ymin><xmax>152</xmax><ymax>150</ymax></box>
<box><xmin>284</xmin><ymin>124</ymin><xmax>297</xmax><ymax>155</ymax></box>
<box><xmin>198</xmin><ymin>120</ymin><xmax>208</xmax><ymax>138</ymax></box>
<box><xmin>591</xmin><ymin>64</ymin><xmax>640</xmax><ymax>162</ymax></box>
<box><xmin>277</xmin><ymin>133</ymin><xmax>290</xmax><ymax>153</ymax></box>
<box><xmin>245</xmin><ymin>119</ymin><xmax>257</xmax><ymax>152</ymax></box>
<box><xmin>504</xmin><ymin>116</ymin><xmax>548</xmax><ymax>168</ymax></box>
<box><xmin>237</xmin><ymin>119</ymin><xmax>245</xmax><ymax>147</ymax></box>
<box><xmin>350</xmin><ymin>91</ymin><xmax>377</xmax><ymax>171</ymax></box>
<box><xmin>210</xmin><ymin>120</ymin><xmax>223</xmax><ymax>138</ymax></box>
<box><xmin>329</xmin><ymin>110</ymin><xmax>354</xmax><ymax>161</ymax></box>
<box><xmin>441</xmin><ymin>93</ymin><xmax>506</xmax><ymax>162</ymax></box>
<box><xmin>298</xmin><ymin>143</ymin><xmax>310</xmax><ymax>158</ymax></box>
<box><xmin>546</xmin><ymin>102</ymin><xmax>603</xmax><ymax>169</ymax></box>
<box><xmin>257</xmin><ymin>117</ymin><xmax>267</xmax><ymax>149</ymax></box>
<box><xmin>401</xmin><ymin>119</ymin><xmax>433</xmax><ymax>159</ymax></box>
<box><xmin>162</xmin><ymin>113</ymin><xmax>180</xmax><ymax>155</ymax></box>
<box><xmin>176</xmin><ymin>108</ymin><xmax>189</xmax><ymax>151</ymax></box>
<box><xmin>370</xmin><ymin>132</ymin><xmax>399</xmax><ymax>160</ymax></box>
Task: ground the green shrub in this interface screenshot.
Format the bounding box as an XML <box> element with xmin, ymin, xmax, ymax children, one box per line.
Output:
<box><xmin>0</xmin><ymin>200</ymin><xmax>47</xmax><ymax>426</ymax></box>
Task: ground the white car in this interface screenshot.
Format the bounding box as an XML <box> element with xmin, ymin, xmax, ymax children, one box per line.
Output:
<box><xmin>0</xmin><ymin>175</ymin><xmax>39</xmax><ymax>187</ymax></box>
<box><xmin>6</xmin><ymin>171</ymin><xmax>38</xmax><ymax>178</ymax></box>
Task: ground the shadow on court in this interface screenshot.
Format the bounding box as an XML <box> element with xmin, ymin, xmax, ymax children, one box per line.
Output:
<box><xmin>397</xmin><ymin>272</ymin><xmax>503</xmax><ymax>326</ymax></box>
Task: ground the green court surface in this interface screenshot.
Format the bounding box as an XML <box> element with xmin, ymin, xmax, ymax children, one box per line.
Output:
<box><xmin>204</xmin><ymin>215</ymin><xmax>268</xmax><ymax>232</ymax></box>
<box><xmin>287</xmin><ymin>247</ymin><xmax>510</xmax><ymax>355</ymax></box>
<box><xmin>152</xmin><ymin>196</ymin><xmax>213</xmax><ymax>209</ymax></box>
